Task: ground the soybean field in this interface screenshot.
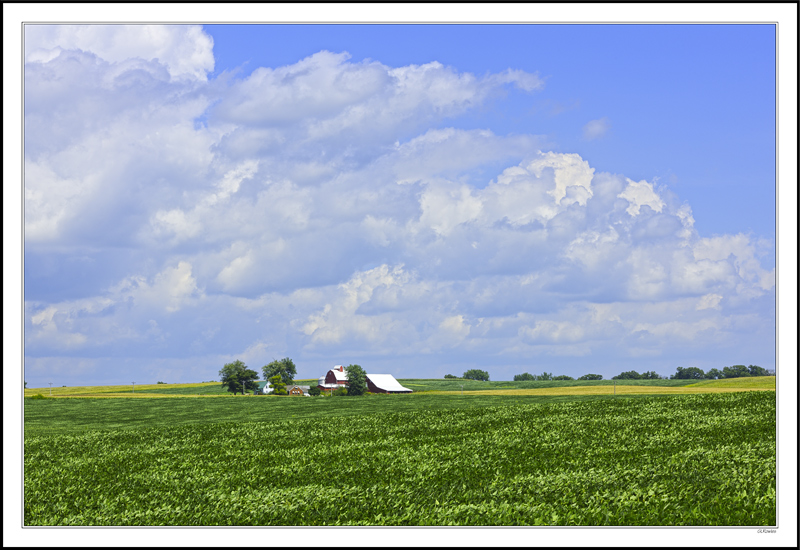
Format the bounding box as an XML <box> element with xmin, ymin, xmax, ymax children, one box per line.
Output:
<box><xmin>24</xmin><ymin>391</ymin><xmax>775</xmax><ymax>526</ymax></box>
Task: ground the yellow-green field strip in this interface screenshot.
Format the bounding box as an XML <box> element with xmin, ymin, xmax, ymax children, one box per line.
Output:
<box><xmin>426</xmin><ymin>385</ymin><xmax>774</xmax><ymax>397</ymax></box>
<box><xmin>25</xmin><ymin>377</ymin><xmax>774</xmax><ymax>398</ymax></box>
<box><xmin>27</xmin><ymin>393</ymin><xmax>238</xmax><ymax>399</ymax></box>
<box><xmin>23</xmin><ymin>380</ymin><xmax>319</xmax><ymax>398</ymax></box>
<box><xmin>24</xmin><ymin>382</ymin><xmax>222</xmax><ymax>398</ymax></box>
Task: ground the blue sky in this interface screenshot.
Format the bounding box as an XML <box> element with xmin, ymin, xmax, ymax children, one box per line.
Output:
<box><xmin>22</xmin><ymin>23</ymin><xmax>778</xmax><ymax>387</ymax></box>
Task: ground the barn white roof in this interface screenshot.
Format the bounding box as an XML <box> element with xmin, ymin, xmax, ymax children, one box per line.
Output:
<box><xmin>328</xmin><ymin>369</ymin><xmax>349</xmax><ymax>382</ymax></box>
<box><xmin>367</xmin><ymin>374</ymin><xmax>412</xmax><ymax>393</ymax></box>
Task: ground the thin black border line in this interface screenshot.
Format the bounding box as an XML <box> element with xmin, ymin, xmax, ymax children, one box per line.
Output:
<box><xmin>20</xmin><ymin>21</ymin><xmax>780</xmax><ymax>532</ymax></box>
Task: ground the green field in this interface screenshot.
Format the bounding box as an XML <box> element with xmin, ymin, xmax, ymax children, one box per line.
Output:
<box><xmin>25</xmin><ymin>376</ymin><xmax>773</xmax><ymax>399</ymax></box>
<box><xmin>24</xmin><ymin>389</ymin><xmax>775</xmax><ymax>526</ymax></box>
<box><xmin>23</xmin><ymin>392</ymin><xmax>670</xmax><ymax>434</ymax></box>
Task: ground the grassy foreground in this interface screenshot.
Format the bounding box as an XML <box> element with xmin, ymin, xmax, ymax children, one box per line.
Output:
<box><xmin>24</xmin><ymin>392</ymin><xmax>775</xmax><ymax>526</ymax></box>
<box><xmin>24</xmin><ymin>393</ymin><xmax>646</xmax><ymax>434</ymax></box>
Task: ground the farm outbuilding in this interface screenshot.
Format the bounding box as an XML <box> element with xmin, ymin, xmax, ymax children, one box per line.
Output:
<box><xmin>286</xmin><ymin>385</ymin><xmax>310</xmax><ymax>396</ymax></box>
<box><xmin>366</xmin><ymin>374</ymin><xmax>412</xmax><ymax>394</ymax></box>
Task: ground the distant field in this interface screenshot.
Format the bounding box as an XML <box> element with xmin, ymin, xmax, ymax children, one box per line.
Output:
<box><xmin>23</xmin><ymin>377</ymin><xmax>775</xmax><ymax>399</ymax></box>
<box><xmin>425</xmin><ymin>376</ymin><xmax>775</xmax><ymax>397</ymax></box>
<box><xmin>24</xmin><ymin>382</ymin><xmax>226</xmax><ymax>398</ymax></box>
<box><xmin>686</xmin><ymin>377</ymin><xmax>776</xmax><ymax>389</ymax></box>
<box><xmin>24</xmin><ymin>379</ymin><xmax>321</xmax><ymax>398</ymax></box>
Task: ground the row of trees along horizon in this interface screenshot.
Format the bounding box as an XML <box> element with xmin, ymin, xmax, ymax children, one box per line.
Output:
<box><xmin>218</xmin><ymin>360</ymin><xmax>773</xmax><ymax>396</ymax></box>
<box><xmin>505</xmin><ymin>364</ymin><xmax>772</xmax><ymax>382</ymax></box>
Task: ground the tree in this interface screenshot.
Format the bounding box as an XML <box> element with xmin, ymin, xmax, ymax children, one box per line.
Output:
<box><xmin>552</xmin><ymin>375</ymin><xmax>575</xmax><ymax>381</ymax></box>
<box><xmin>463</xmin><ymin>369</ymin><xmax>490</xmax><ymax>381</ymax></box>
<box><xmin>578</xmin><ymin>374</ymin><xmax>603</xmax><ymax>380</ymax></box>
<box><xmin>612</xmin><ymin>370</ymin><xmax>642</xmax><ymax>380</ymax></box>
<box><xmin>219</xmin><ymin>360</ymin><xmax>259</xmax><ymax>395</ymax></box>
<box><xmin>722</xmin><ymin>365</ymin><xmax>750</xmax><ymax>379</ymax></box>
<box><xmin>640</xmin><ymin>371</ymin><xmax>661</xmax><ymax>380</ymax></box>
<box><xmin>705</xmin><ymin>368</ymin><xmax>723</xmax><ymax>380</ymax></box>
<box><xmin>748</xmin><ymin>365</ymin><xmax>768</xmax><ymax>377</ymax></box>
<box><xmin>444</xmin><ymin>374</ymin><xmax>458</xmax><ymax>379</ymax></box>
<box><xmin>262</xmin><ymin>358</ymin><xmax>297</xmax><ymax>385</ymax></box>
<box><xmin>345</xmin><ymin>364</ymin><xmax>368</xmax><ymax>396</ymax></box>
<box><xmin>670</xmin><ymin>366</ymin><xmax>705</xmax><ymax>380</ymax></box>
<box><xmin>24</xmin><ymin>381</ymin><xmax>27</xmax><ymax>388</ymax></box>
<box><xmin>269</xmin><ymin>374</ymin><xmax>287</xmax><ymax>395</ymax></box>
<box><xmin>536</xmin><ymin>372</ymin><xmax>553</xmax><ymax>381</ymax></box>
<box><xmin>308</xmin><ymin>385</ymin><xmax>321</xmax><ymax>396</ymax></box>
<box><xmin>514</xmin><ymin>373</ymin><xmax>535</xmax><ymax>381</ymax></box>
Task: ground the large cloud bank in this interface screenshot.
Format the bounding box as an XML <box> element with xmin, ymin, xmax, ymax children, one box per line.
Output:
<box><xmin>24</xmin><ymin>26</ymin><xmax>775</xmax><ymax>385</ymax></box>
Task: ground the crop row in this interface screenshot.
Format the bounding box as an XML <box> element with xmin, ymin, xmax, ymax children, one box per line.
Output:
<box><xmin>24</xmin><ymin>392</ymin><xmax>775</xmax><ymax>526</ymax></box>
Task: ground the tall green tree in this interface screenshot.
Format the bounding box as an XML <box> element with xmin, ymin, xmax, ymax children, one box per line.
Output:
<box><xmin>722</xmin><ymin>365</ymin><xmax>751</xmax><ymax>378</ymax></box>
<box><xmin>345</xmin><ymin>364</ymin><xmax>367</xmax><ymax>396</ymax></box>
<box><xmin>463</xmin><ymin>369</ymin><xmax>490</xmax><ymax>381</ymax></box>
<box><xmin>514</xmin><ymin>373</ymin><xmax>535</xmax><ymax>381</ymax></box>
<box><xmin>219</xmin><ymin>360</ymin><xmax>259</xmax><ymax>395</ymax></box>
<box><xmin>748</xmin><ymin>365</ymin><xmax>768</xmax><ymax>377</ymax></box>
<box><xmin>613</xmin><ymin>370</ymin><xmax>642</xmax><ymax>380</ymax></box>
<box><xmin>269</xmin><ymin>374</ymin><xmax>287</xmax><ymax>395</ymax></box>
<box><xmin>640</xmin><ymin>371</ymin><xmax>662</xmax><ymax>380</ymax></box>
<box><xmin>536</xmin><ymin>372</ymin><xmax>553</xmax><ymax>381</ymax></box>
<box><xmin>262</xmin><ymin>357</ymin><xmax>297</xmax><ymax>385</ymax></box>
<box><xmin>670</xmin><ymin>366</ymin><xmax>706</xmax><ymax>380</ymax></box>
<box><xmin>578</xmin><ymin>374</ymin><xmax>603</xmax><ymax>380</ymax></box>
<box><xmin>706</xmin><ymin>368</ymin><xmax>723</xmax><ymax>380</ymax></box>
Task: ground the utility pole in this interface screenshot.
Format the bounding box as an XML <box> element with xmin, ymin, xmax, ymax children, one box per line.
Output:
<box><xmin>132</xmin><ymin>381</ymin><xmax>135</xmax><ymax>394</ymax></box>
<box><xmin>48</xmin><ymin>382</ymin><xmax>52</xmax><ymax>396</ymax></box>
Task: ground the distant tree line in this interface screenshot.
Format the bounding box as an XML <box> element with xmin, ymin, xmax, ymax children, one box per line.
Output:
<box><xmin>670</xmin><ymin>365</ymin><xmax>771</xmax><ymax>380</ymax></box>
<box><xmin>612</xmin><ymin>370</ymin><xmax>661</xmax><ymax>380</ymax></box>
<box><xmin>513</xmin><ymin>372</ymin><xmax>577</xmax><ymax>381</ymax></box>
<box><xmin>505</xmin><ymin>365</ymin><xmax>772</xmax><ymax>383</ymax></box>
<box><xmin>462</xmin><ymin>369</ymin><xmax>490</xmax><ymax>381</ymax></box>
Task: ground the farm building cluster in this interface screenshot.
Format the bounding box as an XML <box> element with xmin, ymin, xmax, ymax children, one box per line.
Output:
<box><xmin>258</xmin><ymin>365</ymin><xmax>412</xmax><ymax>396</ymax></box>
<box><xmin>318</xmin><ymin>365</ymin><xmax>412</xmax><ymax>394</ymax></box>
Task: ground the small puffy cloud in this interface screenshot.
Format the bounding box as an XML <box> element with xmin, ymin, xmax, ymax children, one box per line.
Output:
<box><xmin>582</xmin><ymin>117</ymin><xmax>610</xmax><ymax>140</ymax></box>
<box><xmin>618</xmin><ymin>178</ymin><xmax>665</xmax><ymax>216</ymax></box>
